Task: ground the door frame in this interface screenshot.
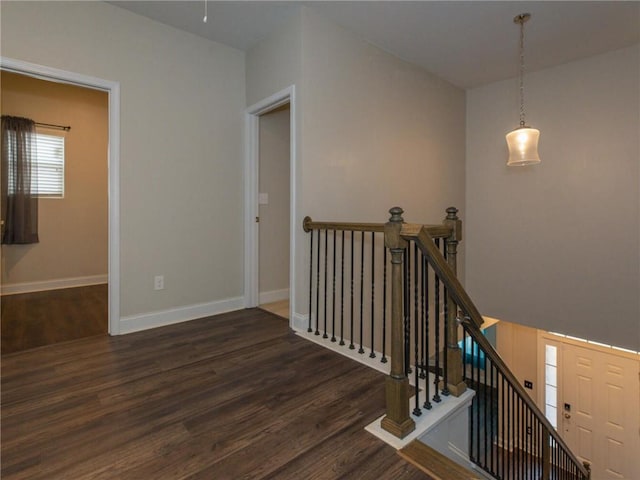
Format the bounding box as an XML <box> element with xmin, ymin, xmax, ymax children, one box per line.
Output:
<box><xmin>0</xmin><ymin>56</ymin><xmax>121</xmax><ymax>335</ymax></box>
<box><xmin>244</xmin><ymin>86</ymin><xmax>296</xmax><ymax>322</ymax></box>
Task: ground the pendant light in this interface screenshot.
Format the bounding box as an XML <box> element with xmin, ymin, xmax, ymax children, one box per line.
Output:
<box><xmin>506</xmin><ymin>13</ymin><xmax>541</xmax><ymax>166</ymax></box>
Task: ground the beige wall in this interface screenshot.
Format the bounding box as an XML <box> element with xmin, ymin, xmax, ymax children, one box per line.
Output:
<box><xmin>1</xmin><ymin>1</ymin><xmax>245</xmax><ymax>320</ymax></box>
<box><xmin>1</xmin><ymin>72</ymin><xmax>108</xmax><ymax>286</ymax></box>
<box><xmin>496</xmin><ymin>321</ymin><xmax>539</xmax><ymax>404</ymax></box>
<box><xmin>466</xmin><ymin>45</ymin><xmax>639</xmax><ymax>351</ymax></box>
<box><xmin>247</xmin><ymin>8</ymin><xmax>466</xmax><ymax>321</ymax></box>
<box><xmin>258</xmin><ymin>106</ymin><xmax>290</xmax><ymax>297</ymax></box>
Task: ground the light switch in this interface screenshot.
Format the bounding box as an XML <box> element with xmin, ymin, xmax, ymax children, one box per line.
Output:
<box><xmin>258</xmin><ymin>193</ymin><xmax>269</xmax><ymax>205</ymax></box>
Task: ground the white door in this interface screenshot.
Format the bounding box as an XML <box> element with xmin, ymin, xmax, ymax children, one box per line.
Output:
<box><xmin>560</xmin><ymin>343</ymin><xmax>639</xmax><ymax>479</ymax></box>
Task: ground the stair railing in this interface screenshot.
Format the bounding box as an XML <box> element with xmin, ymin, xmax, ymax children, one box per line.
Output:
<box><xmin>399</xmin><ymin>208</ymin><xmax>591</xmax><ymax>480</ymax></box>
<box><xmin>302</xmin><ymin>214</ymin><xmax>452</xmax><ymax>360</ymax></box>
<box><xmin>303</xmin><ymin>206</ymin><xmax>590</xmax><ymax>480</ymax></box>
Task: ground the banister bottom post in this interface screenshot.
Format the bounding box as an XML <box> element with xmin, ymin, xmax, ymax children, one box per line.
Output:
<box><xmin>382</xmin><ymin>207</ymin><xmax>415</xmax><ymax>439</ymax></box>
<box><xmin>381</xmin><ymin>375</ymin><xmax>415</xmax><ymax>438</ymax></box>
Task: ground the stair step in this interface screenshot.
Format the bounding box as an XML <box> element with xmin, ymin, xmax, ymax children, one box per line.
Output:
<box><xmin>399</xmin><ymin>440</ymin><xmax>482</xmax><ymax>480</ymax></box>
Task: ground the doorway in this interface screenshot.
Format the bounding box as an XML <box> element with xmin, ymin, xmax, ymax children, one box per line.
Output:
<box><xmin>0</xmin><ymin>56</ymin><xmax>121</xmax><ymax>340</ymax></box>
<box><xmin>1</xmin><ymin>71</ymin><xmax>109</xmax><ymax>353</ymax></box>
<box><xmin>257</xmin><ymin>104</ymin><xmax>290</xmax><ymax>319</ymax></box>
<box><xmin>541</xmin><ymin>336</ymin><xmax>640</xmax><ymax>479</ymax></box>
<box><xmin>244</xmin><ymin>86</ymin><xmax>296</xmax><ymax>324</ymax></box>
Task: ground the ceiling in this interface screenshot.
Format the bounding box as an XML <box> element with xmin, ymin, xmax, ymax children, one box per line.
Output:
<box><xmin>109</xmin><ymin>1</ymin><xmax>640</xmax><ymax>88</ymax></box>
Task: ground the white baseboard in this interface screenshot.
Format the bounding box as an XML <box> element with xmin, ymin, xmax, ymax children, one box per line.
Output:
<box><xmin>291</xmin><ymin>312</ymin><xmax>308</xmax><ymax>332</ymax></box>
<box><xmin>119</xmin><ymin>296</ymin><xmax>244</xmax><ymax>334</ymax></box>
<box><xmin>259</xmin><ymin>288</ymin><xmax>289</xmax><ymax>304</ymax></box>
<box><xmin>1</xmin><ymin>274</ymin><xmax>108</xmax><ymax>296</ymax></box>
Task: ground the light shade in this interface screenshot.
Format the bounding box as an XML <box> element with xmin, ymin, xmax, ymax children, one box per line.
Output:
<box><xmin>506</xmin><ymin>127</ymin><xmax>541</xmax><ymax>166</ymax></box>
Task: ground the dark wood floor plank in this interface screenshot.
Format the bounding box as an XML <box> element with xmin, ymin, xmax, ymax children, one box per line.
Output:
<box><xmin>1</xmin><ymin>308</ymin><xmax>427</xmax><ymax>479</ymax></box>
<box><xmin>1</xmin><ymin>284</ymin><xmax>108</xmax><ymax>354</ymax></box>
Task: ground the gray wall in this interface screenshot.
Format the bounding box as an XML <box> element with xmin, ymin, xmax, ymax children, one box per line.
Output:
<box><xmin>466</xmin><ymin>45</ymin><xmax>639</xmax><ymax>350</ymax></box>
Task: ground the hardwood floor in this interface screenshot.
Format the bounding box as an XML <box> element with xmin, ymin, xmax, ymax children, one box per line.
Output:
<box><xmin>1</xmin><ymin>284</ymin><xmax>108</xmax><ymax>354</ymax></box>
<box><xmin>1</xmin><ymin>308</ymin><xmax>430</xmax><ymax>479</ymax></box>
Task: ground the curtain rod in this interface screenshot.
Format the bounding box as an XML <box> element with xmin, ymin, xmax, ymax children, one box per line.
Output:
<box><xmin>35</xmin><ymin>122</ymin><xmax>71</xmax><ymax>132</ymax></box>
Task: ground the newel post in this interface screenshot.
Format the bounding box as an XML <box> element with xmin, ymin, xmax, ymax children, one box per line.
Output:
<box><xmin>381</xmin><ymin>207</ymin><xmax>415</xmax><ymax>438</ymax></box>
<box><xmin>443</xmin><ymin>207</ymin><xmax>467</xmax><ymax>396</ymax></box>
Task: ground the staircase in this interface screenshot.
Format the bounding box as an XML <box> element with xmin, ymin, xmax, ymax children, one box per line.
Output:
<box><xmin>300</xmin><ymin>207</ymin><xmax>590</xmax><ymax>480</ymax></box>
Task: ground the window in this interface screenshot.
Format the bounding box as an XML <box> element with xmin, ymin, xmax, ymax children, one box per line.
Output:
<box><xmin>544</xmin><ymin>344</ymin><xmax>558</xmax><ymax>429</ymax></box>
<box><xmin>7</xmin><ymin>131</ymin><xmax>65</xmax><ymax>198</ymax></box>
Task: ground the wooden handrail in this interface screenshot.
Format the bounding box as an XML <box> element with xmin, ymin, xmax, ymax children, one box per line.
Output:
<box><xmin>303</xmin><ymin>216</ymin><xmax>452</xmax><ymax>238</ymax></box>
<box><xmin>410</xmin><ymin>225</ymin><xmax>590</xmax><ymax>479</ymax></box>
<box><xmin>403</xmin><ymin>226</ymin><xmax>483</xmax><ymax>330</ymax></box>
<box><xmin>303</xmin><ymin>217</ymin><xmax>384</xmax><ymax>233</ymax></box>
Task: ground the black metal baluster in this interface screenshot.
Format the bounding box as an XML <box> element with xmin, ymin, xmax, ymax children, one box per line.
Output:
<box><xmin>331</xmin><ymin>230</ymin><xmax>337</xmax><ymax>342</ymax></box>
<box><xmin>518</xmin><ymin>395</ymin><xmax>527</xmax><ymax>478</ymax></box>
<box><xmin>323</xmin><ymin>229</ymin><xmax>328</xmax><ymax>339</ymax></box>
<box><xmin>442</xmin><ymin>241</ymin><xmax>449</xmax><ymax>397</ymax></box>
<box><xmin>412</xmin><ymin>242</ymin><xmax>421</xmax><ymax>416</ymax></box>
<box><xmin>489</xmin><ymin>360</ymin><xmax>494</xmax><ymax>475</ymax></box>
<box><xmin>516</xmin><ymin>394</ymin><xmax>520</xmax><ymax>480</ymax></box>
<box><xmin>331</xmin><ymin>230</ymin><xmax>336</xmax><ymax>342</ymax></box>
<box><xmin>491</xmin><ymin>361</ymin><xmax>496</xmax><ymax>476</ymax></box>
<box><xmin>512</xmin><ymin>384</ymin><xmax>516</xmax><ymax>480</ymax></box>
<box><xmin>370</xmin><ymin>232</ymin><xmax>376</xmax><ymax>358</ymax></box>
<box><xmin>551</xmin><ymin>437</ymin><xmax>556</xmax><ymax>480</ymax></box>
<box><xmin>419</xmin><ymin>251</ymin><xmax>425</xmax><ymax>379</ymax></box>
<box><xmin>462</xmin><ymin>328</ymin><xmax>467</xmax><ymax>382</ymax></box>
<box><xmin>381</xmin><ymin>247</ymin><xmax>387</xmax><ymax>363</ymax></box>
<box><xmin>483</xmin><ymin>347</ymin><xmax>488</xmax><ymax>469</ymax></box>
<box><xmin>474</xmin><ymin>336</ymin><xmax>480</xmax><ymax>462</ymax></box>
<box><xmin>308</xmin><ymin>230</ymin><xmax>314</xmax><ymax>333</ymax></box>
<box><xmin>340</xmin><ymin>231</ymin><xmax>345</xmax><ymax>346</ymax></box>
<box><xmin>405</xmin><ymin>244</ymin><xmax>411</xmax><ymax>374</ymax></box>
<box><xmin>403</xmin><ymin>246</ymin><xmax>409</xmax><ymax>376</ymax></box>
<box><xmin>315</xmin><ymin>229</ymin><xmax>321</xmax><ymax>336</ymax></box>
<box><xmin>423</xmin><ymin>258</ymin><xmax>431</xmax><ymax>410</ymax></box>
<box><xmin>349</xmin><ymin>231</ymin><xmax>355</xmax><ymax>349</ymax></box>
<box><xmin>501</xmin><ymin>373</ymin><xmax>506</xmax><ymax>480</ymax></box>
<box><xmin>433</xmin><ymin>240</ymin><xmax>441</xmax><ymax>403</ymax></box>
<box><xmin>468</xmin><ymin>340</ymin><xmax>474</xmax><ymax>460</ymax></box>
<box><xmin>358</xmin><ymin>231</ymin><xmax>365</xmax><ymax>354</ymax></box>
<box><xmin>507</xmin><ymin>383</ymin><xmax>512</xmax><ymax>480</ymax></box>
<box><xmin>537</xmin><ymin>419</ymin><xmax>542</xmax><ymax>480</ymax></box>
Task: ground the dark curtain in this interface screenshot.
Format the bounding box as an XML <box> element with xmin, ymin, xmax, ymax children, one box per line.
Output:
<box><xmin>1</xmin><ymin>115</ymin><xmax>39</xmax><ymax>244</ymax></box>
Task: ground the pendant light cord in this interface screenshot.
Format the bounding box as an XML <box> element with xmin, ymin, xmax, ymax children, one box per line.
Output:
<box><xmin>518</xmin><ymin>18</ymin><xmax>526</xmax><ymax>127</ymax></box>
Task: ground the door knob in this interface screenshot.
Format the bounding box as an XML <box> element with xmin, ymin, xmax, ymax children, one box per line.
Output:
<box><xmin>564</xmin><ymin>413</ymin><xmax>571</xmax><ymax>419</ymax></box>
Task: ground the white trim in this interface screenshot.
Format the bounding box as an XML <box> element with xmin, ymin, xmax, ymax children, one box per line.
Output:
<box><xmin>119</xmin><ymin>297</ymin><xmax>244</xmax><ymax>334</ymax></box>
<box><xmin>366</xmin><ymin>388</ymin><xmax>475</xmax><ymax>451</ymax></box>
<box><xmin>1</xmin><ymin>275</ymin><xmax>108</xmax><ymax>296</ymax></box>
<box><xmin>291</xmin><ymin>312</ymin><xmax>308</xmax><ymax>332</ymax></box>
<box><xmin>0</xmin><ymin>57</ymin><xmax>121</xmax><ymax>335</ymax></box>
<box><xmin>244</xmin><ymin>86</ymin><xmax>297</xmax><ymax>327</ymax></box>
<box><xmin>296</xmin><ymin>327</ymin><xmax>390</xmax><ymax>375</ymax></box>
<box><xmin>258</xmin><ymin>288</ymin><xmax>289</xmax><ymax>304</ymax></box>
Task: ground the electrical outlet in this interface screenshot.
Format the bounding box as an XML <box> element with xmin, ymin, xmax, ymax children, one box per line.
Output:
<box><xmin>524</xmin><ymin>380</ymin><xmax>533</xmax><ymax>389</ymax></box>
<box><xmin>154</xmin><ymin>275</ymin><xmax>164</xmax><ymax>290</ymax></box>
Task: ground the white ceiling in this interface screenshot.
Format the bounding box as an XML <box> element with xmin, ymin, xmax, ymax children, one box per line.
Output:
<box><xmin>109</xmin><ymin>1</ymin><xmax>640</xmax><ymax>88</ymax></box>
